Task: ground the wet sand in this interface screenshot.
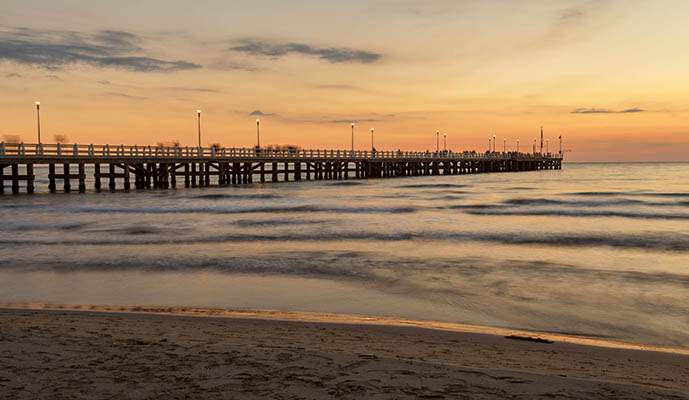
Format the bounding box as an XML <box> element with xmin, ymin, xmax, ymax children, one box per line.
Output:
<box><xmin>1</xmin><ymin>305</ymin><xmax>688</xmax><ymax>399</ymax></box>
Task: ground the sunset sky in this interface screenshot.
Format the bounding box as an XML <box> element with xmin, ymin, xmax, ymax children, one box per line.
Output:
<box><xmin>1</xmin><ymin>0</ymin><xmax>688</xmax><ymax>161</ymax></box>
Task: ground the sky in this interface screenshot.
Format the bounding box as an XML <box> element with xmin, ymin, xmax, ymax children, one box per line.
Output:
<box><xmin>1</xmin><ymin>0</ymin><xmax>688</xmax><ymax>161</ymax></box>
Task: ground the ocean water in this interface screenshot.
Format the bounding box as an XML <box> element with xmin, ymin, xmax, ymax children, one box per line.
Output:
<box><xmin>1</xmin><ymin>162</ymin><xmax>688</xmax><ymax>349</ymax></box>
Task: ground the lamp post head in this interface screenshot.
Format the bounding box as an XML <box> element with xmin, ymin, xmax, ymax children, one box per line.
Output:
<box><xmin>443</xmin><ymin>133</ymin><xmax>446</xmax><ymax>137</ymax></box>
<box><xmin>197</xmin><ymin>109</ymin><xmax>201</xmax><ymax>114</ymax></box>
<box><xmin>371</xmin><ymin>128</ymin><xmax>374</xmax><ymax>132</ymax></box>
<box><xmin>35</xmin><ymin>101</ymin><xmax>40</xmax><ymax>108</ymax></box>
<box><xmin>256</xmin><ymin>119</ymin><xmax>260</xmax><ymax>124</ymax></box>
<box><xmin>436</xmin><ymin>130</ymin><xmax>439</xmax><ymax>134</ymax></box>
<box><xmin>351</xmin><ymin>123</ymin><xmax>354</xmax><ymax>127</ymax></box>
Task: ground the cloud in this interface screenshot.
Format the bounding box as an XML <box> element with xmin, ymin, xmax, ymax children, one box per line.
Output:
<box><xmin>4</xmin><ymin>72</ymin><xmax>22</xmax><ymax>78</ymax></box>
<box><xmin>105</xmin><ymin>92</ymin><xmax>149</xmax><ymax>100</ymax></box>
<box><xmin>250</xmin><ymin>110</ymin><xmax>274</xmax><ymax>116</ymax></box>
<box><xmin>0</xmin><ymin>27</ymin><xmax>201</xmax><ymax>72</ymax></box>
<box><xmin>167</xmin><ymin>87</ymin><xmax>221</xmax><ymax>93</ymax></box>
<box><xmin>231</xmin><ymin>39</ymin><xmax>382</xmax><ymax>64</ymax></box>
<box><xmin>571</xmin><ymin>107</ymin><xmax>645</xmax><ymax>114</ymax></box>
<box><xmin>241</xmin><ymin>109</ymin><xmax>391</xmax><ymax>124</ymax></box>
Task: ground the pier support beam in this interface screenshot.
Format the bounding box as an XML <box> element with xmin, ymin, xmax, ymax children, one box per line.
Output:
<box><xmin>11</xmin><ymin>164</ymin><xmax>19</xmax><ymax>194</ymax></box>
<box><xmin>48</xmin><ymin>163</ymin><xmax>56</xmax><ymax>192</ymax></box>
<box><xmin>94</xmin><ymin>163</ymin><xmax>101</xmax><ymax>190</ymax></box>
<box><xmin>64</xmin><ymin>164</ymin><xmax>71</xmax><ymax>192</ymax></box>
<box><xmin>123</xmin><ymin>163</ymin><xmax>131</xmax><ymax>190</ymax></box>
<box><xmin>78</xmin><ymin>163</ymin><xmax>86</xmax><ymax>193</ymax></box>
<box><xmin>26</xmin><ymin>164</ymin><xmax>34</xmax><ymax>194</ymax></box>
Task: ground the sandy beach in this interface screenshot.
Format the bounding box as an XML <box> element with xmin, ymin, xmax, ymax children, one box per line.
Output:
<box><xmin>1</xmin><ymin>305</ymin><xmax>687</xmax><ymax>399</ymax></box>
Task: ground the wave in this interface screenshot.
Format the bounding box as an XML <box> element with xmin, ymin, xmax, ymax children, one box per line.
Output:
<box><xmin>396</xmin><ymin>183</ymin><xmax>468</xmax><ymax>189</ymax></box>
<box><xmin>568</xmin><ymin>191</ymin><xmax>689</xmax><ymax>198</ymax></box>
<box><xmin>2</xmin><ymin>204</ymin><xmax>419</xmax><ymax>215</ymax></box>
<box><xmin>232</xmin><ymin>218</ymin><xmax>330</xmax><ymax>227</ymax></box>
<box><xmin>3</xmin><ymin>250</ymin><xmax>689</xmax><ymax>293</ymax></box>
<box><xmin>465</xmin><ymin>209</ymin><xmax>689</xmax><ymax>220</ymax></box>
<box><xmin>194</xmin><ymin>193</ymin><xmax>283</xmax><ymax>200</ymax></box>
<box><xmin>3</xmin><ymin>231</ymin><xmax>688</xmax><ymax>251</ymax></box>
<box><xmin>328</xmin><ymin>181</ymin><xmax>366</xmax><ymax>186</ymax></box>
<box><xmin>501</xmin><ymin>198</ymin><xmax>681</xmax><ymax>207</ymax></box>
<box><xmin>0</xmin><ymin>222</ymin><xmax>90</xmax><ymax>232</ymax></box>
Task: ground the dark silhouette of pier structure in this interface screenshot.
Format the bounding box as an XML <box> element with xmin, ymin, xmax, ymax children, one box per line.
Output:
<box><xmin>0</xmin><ymin>143</ymin><xmax>562</xmax><ymax>194</ymax></box>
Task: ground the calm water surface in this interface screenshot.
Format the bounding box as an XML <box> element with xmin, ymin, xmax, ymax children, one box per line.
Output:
<box><xmin>1</xmin><ymin>163</ymin><xmax>688</xmax><ymax>349</ymax></box>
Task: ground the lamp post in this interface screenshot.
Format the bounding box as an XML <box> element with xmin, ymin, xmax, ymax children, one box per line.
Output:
<box><xmin>256</xmin><ymin>119</ymin><xmax>260</xmax><ymax>148</ymax></box>
<box><xmin>436</xmin><ymin>130</ymin><xmax>439</xmax><ymax>152</ymax></box>
<box><xmin>533</xmin><ymin>137</ymin><xmax>536</xmax><ymax>154</ymax></box>
<box><xmin>443</xmin><ymin>133</ymin><xmax>447</xmax><ymax>151</ymax></box>
<box><xmin>196</xmin><ymin>109</ymin><xmax>201</xmax><ymax>147</ymax></box>
<box><xmin>517</xmin><ymin>139</ymin><xmax>520</xmax><ymax>152</ymax></box>
<box><xmin>493</xmin><ymin>134</ymin><xmax>496</xmax><ymax>152</ymax></box>
<box><xmin>35</xmin><ymin>101</ymin><xmax>41</xmax><ymax>144</ymax></box>
<box><xmin>546</xmin><ymin>139</ymin><xmax>549</xmax><ymax>154</ymax></box>
<box><xmin>503</xmin><ymin>138</ymin><xmax>506</xmax><ymax>153</ymax></box>
<box><xmin>351</xmin><ymin>123</ymin><xmax>354</xmax><ymax>152</ymax></box>
<box><xmin>371</xmin><ymin>128</ymin><xmax>374</xmax><ymax>150</ymax></box>
<box><xmin>559</xmin><ymin>135</ymin><xmax>562</xmax><ymax>155</ymax></box>
<box><xmin>488</xmin><ymin>137</ymin><xmax>491</xmax><ymax>152</ymax></box>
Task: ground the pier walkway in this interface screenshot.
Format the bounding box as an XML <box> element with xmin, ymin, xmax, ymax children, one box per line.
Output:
<box><xmin>0</xmin><ymin>142</ymin><xmax>562</xmax><ymax>194</ymax></box>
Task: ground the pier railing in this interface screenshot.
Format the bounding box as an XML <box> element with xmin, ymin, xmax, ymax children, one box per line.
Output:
<box><xmin>0</xmin><ymin>142</ymin><xmax>562</xmax><ymax>160</ymax></box>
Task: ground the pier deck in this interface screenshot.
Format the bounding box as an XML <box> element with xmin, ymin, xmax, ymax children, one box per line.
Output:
<box><xmin>0</xmin><ymin>143</ymin><xmax>562</xmax><ymax>194</ymax></box>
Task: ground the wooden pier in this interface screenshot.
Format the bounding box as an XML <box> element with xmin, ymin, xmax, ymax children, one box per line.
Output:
<box><xmin>0</xmin><ymin>142</ymin><xmax>562</xmax><ymax>194</ymax></box>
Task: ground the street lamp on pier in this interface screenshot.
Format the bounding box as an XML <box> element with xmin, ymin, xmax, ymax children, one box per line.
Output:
<box><xmin>256</xmin><ymin>119</ymin><xmax>260</xmax><ymax>148</ymax></box>
<box><xmin>503</xmin><ymin>138</ymin><xmax>506</xmax><ymax>153</ymax></box>
<box><xmin>35</xmin><ymin>101</ymin><xmax>41</xmax><ymax>144</ymax></box>
<box><xmin>196</xmin><ymin>109</ymin><xmax>201</xmax><ymax>148</ymax></box>
<box><xmin>546</xmin><ymin>139</ymin><xmax>549</xmax><ymax>154</ymax></box>
<box><xmin>436</xmin><ymin>130</ymin><xmax>439</xmax><ymax>152</ymax></box>
<box><xmin>488</xmin><ymin>137</ymin><xmax>491</xmax><ymax>152</ymax></box>
<box><xmin>517</xmin><ymin>139</ymin><xmax>520</xmax><ymax>152</ymax></box>
<box><xmin>492</xmin><ymin>134</ymin><xmax>496</xmax><ymax>152</ymax></box>
<box><xmin>443</xmin><ymin>133</ymin><xmax>447</xmax><ymax>151</ymax></box>
<box><xmin>533</xmin><ymin>137</ymin><xmax>537</xmax><ymax>154</ymax></box>
<box><xmin>351</xmin><ymin>123</ymin><xmax>354</xmax><ymax>152</ymax></box>
<box><xmin>371</xmin><ymin>128</ymin><xmax>374</xmax><ymax>150</ymax></box>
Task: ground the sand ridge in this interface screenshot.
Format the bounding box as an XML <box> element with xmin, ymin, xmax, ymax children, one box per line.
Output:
<box><xmin>1</xmin><ymin>307</ymin><xmax>688</xmax><ymax>399</ymax></box>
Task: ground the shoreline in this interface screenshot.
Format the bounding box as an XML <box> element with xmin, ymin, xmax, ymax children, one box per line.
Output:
<box><xmin>2</xmin><ymin>301</ymin><xmax>688</xmax><ymax>356</ymax></box>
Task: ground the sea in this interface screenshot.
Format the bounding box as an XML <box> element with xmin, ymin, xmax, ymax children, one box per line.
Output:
<box><xmin>1</xmin><ymin>162</ymin><xmax>688</xmax><ymax>350</ymax></box>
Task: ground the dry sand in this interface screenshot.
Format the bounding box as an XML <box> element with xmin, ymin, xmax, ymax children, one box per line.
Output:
<box><xmin>1</xmin><ymin>305</ymin><xmax>688</xmax><ymax>399</ymax></box>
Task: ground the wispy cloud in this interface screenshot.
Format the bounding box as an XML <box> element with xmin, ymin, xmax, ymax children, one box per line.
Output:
<box><xmin>242</xmin><ymin>109</ymin><xmax>391</xmax><ymax>124</ymax></box>
<box><xmin>105</xmin><ymin>92</ymin><xmax>149</xmax><ymax>100</ymax></box>
<box><xmin>0</xmin><ymin>27</ymin><xmax>200</xmax><ymax>72</ymax></box>
<box><xmin>4</xmin><ymin>72</ymin><xmax>22</xmax><ymax>78</ymax></box>
<box><xmin>231</xmin><ymin>39</ymin><xmax>382</xmax><ymax>64</ymax></box>
<box><xmin>571</xmin><ymin>107</ymin><xmax>644</xmax><ymax>114</ymax></box>
<box><xmin>167</xmin><ymin>87</ymin><xmax>221</xmax><ymax>93</ymax></box>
